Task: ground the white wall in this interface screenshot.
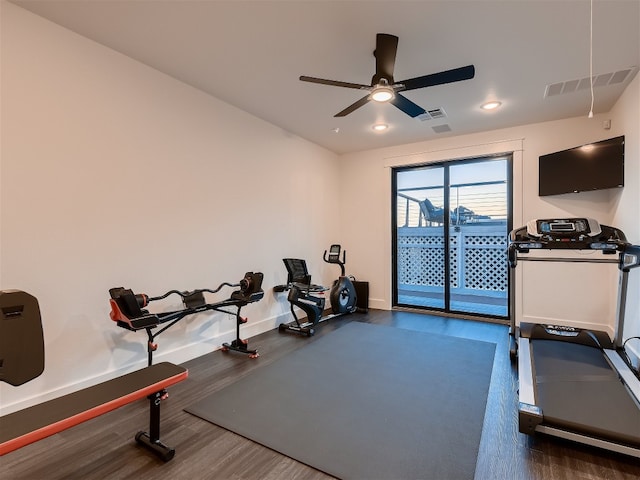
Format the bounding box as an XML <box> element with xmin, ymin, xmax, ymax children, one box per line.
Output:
<box><xmin>610</xmin><ymin>73</ymin><xmax>640</xmax><ymax>361</ymax></box>
<box><xmin>340</xmin><ymin>87</ymin><xmax>639</xmax><ymax>339</ymax></box>
<box><xmin>0</xmin><ymin>2</ymin><xmax>341</xmax><ymax>413</ymax></box>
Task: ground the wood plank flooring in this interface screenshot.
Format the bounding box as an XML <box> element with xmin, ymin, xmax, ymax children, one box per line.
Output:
<box><xmin>1</xmin><ymin>310</ymin><xmax>639</xmax><ymax>479</ymax></box>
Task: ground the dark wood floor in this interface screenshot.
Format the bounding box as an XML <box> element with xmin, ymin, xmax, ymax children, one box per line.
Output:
<box><xmin>2</xmin><ymin>310</ymin><xmax>639</xmax><ymax>479</ymax></box>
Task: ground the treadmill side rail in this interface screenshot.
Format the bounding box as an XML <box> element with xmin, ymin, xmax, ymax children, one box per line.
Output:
<box><xmin>604</xmin><ymin>349</ymin><xmax>640</xmax><ymax>401</ymax></box>
<box><xmin>518</xmin><ymin>338</ymin><xmax>536</xmax><ymax>404</ymax></box>
<box><xmin>518</xmin><ymin>337</ymin><xmax>543</xmax><ymax>435</ymax></box>
<box><xmin>519</xmin><ymin>403</ymin><xmax>543</xmax><ymax>435</ymax></box>
<box><xmin>537</xmin><ymin>425</ymin><xmax>640</xmax><ymax>458</ymax></box>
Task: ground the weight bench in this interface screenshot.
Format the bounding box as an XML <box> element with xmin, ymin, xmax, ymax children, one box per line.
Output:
<box><xmin>0</xmin><ymin>290</ymin><xmax>188</xmax><ymax>461</ymax></box>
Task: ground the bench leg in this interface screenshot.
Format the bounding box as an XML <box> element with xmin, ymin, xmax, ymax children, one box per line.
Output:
<box><xmin>135</xmin><ymin>389</ymin><xmax>175</xmax><ymax>461</ymax></box>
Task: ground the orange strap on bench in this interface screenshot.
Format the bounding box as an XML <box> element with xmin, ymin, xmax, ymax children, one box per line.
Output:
<box><xmin>0</xmin><ymin>362</ymin><xmax>187</xmax><ymax>458</ymax></box>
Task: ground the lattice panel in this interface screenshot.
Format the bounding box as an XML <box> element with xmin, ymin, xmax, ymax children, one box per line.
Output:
<box><xmin>449</xmin><ymin>248</ymin><xmax>458</xmax><ymax>288</ymax></box>
<box><xmin>398</xmin><ymin>230</ymin><xmax>507</xmax><ymax>291</ymax></box>
<box><xmin>465</xmin><ymin>235</ymin><xmax>507</xmax><ymax>247</ymax></box>
<box><xmin>464</xmin><ymin>247</ymin><xmax>507</xmax><ymax>291</ymax></box>
<box><xmin>397</xmin><ymin>245</ymin><xmax>458</xmax><ymax>287</ymax></box>
<box><xmin>398</xmin><ymin>235</ymin><xmax>445</xmax><ymax>246</ymax></box>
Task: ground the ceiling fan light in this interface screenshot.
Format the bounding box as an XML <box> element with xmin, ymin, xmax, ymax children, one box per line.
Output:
<box><xmin>370</xmin><ymin>86</ymin><xmax>395</xmax><ymax>102</ymax></box>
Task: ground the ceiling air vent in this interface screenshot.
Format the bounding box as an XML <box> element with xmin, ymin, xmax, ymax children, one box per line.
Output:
<box><xmin>544</xmin><ymin>67</ymin><xmax>637</xmax><ymax>98</ymax></box>
<box><xmin>417</xmin><ymin>108</ymin><xmax>447</xmax><ymax>122</ymax></box>
<box><xmin>432</xmin><ymin>124</ymin><xmax>452</xmax><ymax>134</ymax></box>
<box><xmin>427</xmin><ymin>108</ymin><xmax>447</xmax><ymax>119</ymax></box>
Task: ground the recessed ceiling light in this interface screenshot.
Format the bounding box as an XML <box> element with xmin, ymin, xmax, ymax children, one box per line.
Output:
<box><xmin>481</xmin><ymin>101</ymin><xmax>502</xmax><ymax>111</ymax></box>
<box><xmin>372</xmin><ymin>123</ymin><xmax>389</xmax><ymax>132</ymax></box>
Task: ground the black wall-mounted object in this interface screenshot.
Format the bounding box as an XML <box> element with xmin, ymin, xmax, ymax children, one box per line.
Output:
<box><xmin>538</xmin><ymin>135</ymin><xmax>624</xmax><ymax>197</ymax></box>
<box><xmin>0</xmin><ymin>290</ymin><xmax>44</xmax><ymax>386</ymax></box>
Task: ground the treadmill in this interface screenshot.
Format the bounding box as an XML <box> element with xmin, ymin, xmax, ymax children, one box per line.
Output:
<box><xmin>508</xmin><ymin>218</ymin><xmax>640</xmax><ymax>457</ymax></box>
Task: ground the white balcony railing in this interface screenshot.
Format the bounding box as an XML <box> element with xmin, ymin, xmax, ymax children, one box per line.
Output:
<box><xmin>397</xmin><ymin>222</ymin><xmax>508</xmax><ymax>316</ymax></box>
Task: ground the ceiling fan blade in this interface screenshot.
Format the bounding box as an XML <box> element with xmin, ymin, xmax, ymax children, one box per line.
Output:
<box><xmin>390</xmin><ymin>93</ymin><xmax>426</xmax><ymax>118</ymax></box>
<box><xmin>300</xmin><ymin>75</ymin><xmax>369</xmax><ymax>90</ymax></box>
<box><xmin>398</xmin><ymin>65</ymin><xmax>475</xmax><ymax>92</ymax></box>
<box><xmin>334</xmin><ymin>95</ymin><xmax>371</xmax><ymax>117</ymax></box>
<box><xmin>372</xmin><ymin>33</ymin><xmax>398</xmax><ymax>84</ymax></box>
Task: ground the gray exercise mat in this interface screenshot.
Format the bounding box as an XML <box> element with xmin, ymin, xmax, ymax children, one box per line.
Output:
<box><xmin>186</xmin><ymin>322</ymin><xmax>496</xmax><ymax>479</ymax></box>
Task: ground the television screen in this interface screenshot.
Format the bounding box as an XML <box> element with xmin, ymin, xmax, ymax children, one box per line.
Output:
<box><xmin>538</xmin><ymin>136</ymin><xmax>624</xmax><ymax>196</ymax></box>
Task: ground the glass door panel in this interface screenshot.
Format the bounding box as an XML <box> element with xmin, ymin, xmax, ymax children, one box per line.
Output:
<box><xmin>448</xmin><ymin>159</ymin><xmax>509</xmax><ymax>316</ymax></box>
<box><xmin>395</xmin><ymin>166</ymin><xmax>446</xmax><ymax>310</ymax></box>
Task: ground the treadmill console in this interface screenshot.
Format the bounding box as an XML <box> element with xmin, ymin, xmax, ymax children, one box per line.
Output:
<box><xmin>509</xmin><ymin>217</ymin><xmax>627</xmax><ymax>254</ymax></box>
<box><xmin>528</xmin><ymin>218</ymin><xmax>599</xmax><ymax>239</ymax></box>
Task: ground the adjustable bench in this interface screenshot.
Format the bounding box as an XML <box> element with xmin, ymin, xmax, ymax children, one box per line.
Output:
<box><xmin>0</xmin><ymin>290</ymin><xmax>188</xmax><ymax>461</ymax></box>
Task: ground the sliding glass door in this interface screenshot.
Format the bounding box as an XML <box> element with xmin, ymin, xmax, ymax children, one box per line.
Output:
<box><xmin>393</xmin><ymin>155</ymin><xmax>511</xmax><ymax>319</ymax></box>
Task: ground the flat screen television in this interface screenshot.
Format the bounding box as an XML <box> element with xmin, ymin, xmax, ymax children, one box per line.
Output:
<box><xmin>538</xmin><ymin>135</ymin><xmax>624</xmax><ymax>196</ymax></box>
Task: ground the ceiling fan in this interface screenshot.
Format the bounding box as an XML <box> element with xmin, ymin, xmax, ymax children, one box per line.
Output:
<box><xmin>300</xmin><ymin>33</ymin><xmax>475</xmax><ymax>118</ymax></box>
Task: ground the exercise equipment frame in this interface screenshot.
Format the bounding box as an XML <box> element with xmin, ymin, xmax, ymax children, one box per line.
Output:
<box><xmin>275</xmin><ymin>246</ymin><xmax>357</xmax><ymax>336</ymax></box>
<box><xmin>110</xmin><ymin>272</ymin><xmax>264</xmax><ymax>363</ymax></box>
<box><xmin>508</xmin><ymin>218</ymin><xmax>640</xmax><ymax>458</ymax></box>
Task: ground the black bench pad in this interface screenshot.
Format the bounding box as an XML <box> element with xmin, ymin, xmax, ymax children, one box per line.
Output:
<box><xmin>0</xmin><ymin>362</ymin><xmax>187</xmax><ymax>455</ymax></box>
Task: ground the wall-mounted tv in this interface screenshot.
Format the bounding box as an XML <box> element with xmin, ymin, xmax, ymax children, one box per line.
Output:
<box><xmin>538</xmin><ymin>135</ymin><xmax>624</xmax><ymax>196</ymax></box>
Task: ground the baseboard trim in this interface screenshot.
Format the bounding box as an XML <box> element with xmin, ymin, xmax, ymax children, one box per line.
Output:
<box><xmin>0</xmin><ymin>312</ymin><xmax>290</xmax><ymax>416</ymax></box>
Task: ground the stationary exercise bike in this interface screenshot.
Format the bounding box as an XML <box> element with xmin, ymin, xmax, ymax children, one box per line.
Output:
<box><xmin>275</xmin><ymin>244</ymin><xmax>357</xmax><ymax>336</ymax></box>
<box><xmin>324</xmin><ymin>244</ymin><xmax>358</xmax><ymax>315</ymax></box>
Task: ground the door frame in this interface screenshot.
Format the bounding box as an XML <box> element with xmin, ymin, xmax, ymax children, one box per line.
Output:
<box><xmin>391</xmin><ymin>154</ymin><xmax>513</xmax><ymax>321</ymax></box>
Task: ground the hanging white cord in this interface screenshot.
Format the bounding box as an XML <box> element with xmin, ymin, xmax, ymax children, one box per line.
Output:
<box><xmin>588</xmin><ymin>0</ymin><xmax>594</xmax><ymax>118</ymax></box>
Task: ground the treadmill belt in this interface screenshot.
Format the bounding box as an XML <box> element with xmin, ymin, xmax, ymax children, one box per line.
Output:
<box><xmin>532</xmin><ymin>340</ymin><xmax>640</xmax><ymax>447</ymax></box>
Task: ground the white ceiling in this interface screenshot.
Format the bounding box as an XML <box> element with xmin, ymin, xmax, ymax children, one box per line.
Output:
<box><xmin>11</xmin><ymin>0</ymin><xmax>640</xmax><ymax>154</ymax></box>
